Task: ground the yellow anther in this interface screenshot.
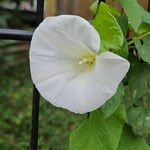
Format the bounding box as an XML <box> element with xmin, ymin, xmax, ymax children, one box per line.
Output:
<box><xmin>78</xmin><ymin>55</ymin><xmax>95</xmax><ymax>65</ymax></box>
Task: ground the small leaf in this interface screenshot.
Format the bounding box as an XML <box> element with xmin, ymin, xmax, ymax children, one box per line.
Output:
<box><xmin>116</xmin><ymin>39</ymin><xmax>129</xmax><ymax>58</ymax></box>
<box><xmin>135</xmin><ymin>36</ymin><xmax>150</xmax><ymax>62</ymax></box>
<box><xmin>90</xmin><ymin>0</ymin><xmax>98</xmax><ymax>15</ymax></box>
<box><xmin>118</xmin><ymin>0</ymin><xmax>150</xmax><ymax>31</ymax></box>
<box><xmin>117</xmin><ymin>14</ymin><xmax>128</xmax><ymax>37</ymax></box>
<box><xmin>126</xmin><ymin>55</ymin><xmax>150</xmax><ymax>142</ymax></box>
<box><xmin>141</xmin><ymin>9</ymin><xmax>150</xmax><ymax>25</ymax></box>
<box><xmin>69</xmin><ymin>105</ymin><xmax>125</xmax><ymax>150</ymax></box>
<box><xmin>137</xmin><ymin>23</ymin><xmax>150</xmax><ymax>35</ymax></box>
<box><xmin>116</xmin><ymin>124</ymin><xmax>150</xmax><ymax>150</ymax></box>
<box><xmin>92</xmin><ymin>2</ymin><xmax>123</xmax><ymax>52</ymax></box>
<box><xmin>128</xmin><ymin>106</ymin><xmax>150</xmax><ymax>137</ymax></box>
<box><xmin>101</xmin><ymin>83</ymin><xmax>124</xmax><ymax>119</ymax></box>
<box><xmin>107</xmin><ymin>4</ymin><xmax>121</xmax><ymax>17</ymax></box>
<box><xmin>127</xmin><ymin>55</ymin><xmax>150</xmax><ymax>103</ymax></box>
<box><xmin>118</xmin><ymin>0</ymin><xmax>141</xmax><ymax>31</ymax></box>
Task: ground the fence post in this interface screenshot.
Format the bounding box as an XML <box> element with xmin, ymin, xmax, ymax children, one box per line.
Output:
<box><xmin>30</xmin><ymin>0</ymin><xmax>44</xmax><ymax>149</ymax></box>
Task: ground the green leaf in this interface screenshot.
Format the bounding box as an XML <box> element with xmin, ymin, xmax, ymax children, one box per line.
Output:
<box><xmin>128</xmin><ymin>106</ymin><xmax>150</xmax><ymax>137</ymax></box>
<box><xmin>118</xmin><ymin>0</ymin><xmax>141</xmax><ymax>31</ymax></box>
<box><xmin>90</xmin><ymin>0</ymin><xmax>98</xmax><ymax>15</ymax></box>
<box><xmin>116</xmin><ymin>124</ymin><xmax>150</xmax><ymax>150</ymax></box>
<box><xmin>69</xmin><ymin>105</ymin><xmax>125</xmax><ymax>150</ymax></box>
<box><xmin>141</xmin><ymin>9</ymin><xmax>150</xmax><ymax>25</ymax></box>
<box><xmin>118</xmin><ymin>0</ymin><xmax>150</xmax><ymax>31</ymax></box>
<box><xmin>137</xmin><ymin>23</ymin><xmax>150</xmax><ymax>35</ymax></box>
<box><xmin>118</xmin><ymin>39</ymin><xmax>129</xmax><ymax>58</ymax></box>
<box><xmin>122</xmin><ymin>39</ymin><xmax>129</xmax><ymax>57</ymax></box>
<box><xmin>107</xmin><ymin>4</ymin><xmax>121</xmax><ymax>17</ymax></box>
<box><xmin>126</xmin><ymin>55</ymin><xmax>150</xmax><ymax>142</ymax></box>
<box><xmin>135</xmin><ymin>23</ymin><xmax>150</xmax><ymax>62</ymax></box>
<box><xmin>101</xmin><ymin>83</ymin><xmax>124</xmax><ymax>118</ymax></box>
<box><xmin>92</xmin><ymin>2</ymin><xmax>123</xmax><ymax>52</ymax></box>
<box><xmin>135</xmin><ymin>36</ymin><xmax>150</xmax><ymax>62</ymax></box>
<box><xmin>127</xmin><ymin>55</ymin><xmax>150</xmax><ymax>103</ymax></box>
<box><xmin>117</xmin><ymin>14</ymin><xmax>128</xmax><ymax>37</ymax></box>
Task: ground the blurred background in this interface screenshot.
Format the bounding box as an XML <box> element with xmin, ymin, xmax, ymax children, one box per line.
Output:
<box><xmin>0</xmin><ymin>0</ymin><xmax>149</xmax><ymax>149</ymax></box>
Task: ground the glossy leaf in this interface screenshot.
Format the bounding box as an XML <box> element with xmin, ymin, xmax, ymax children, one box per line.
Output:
<box><xmin>107</xmin><ymin>4</ymin><xmax>121</xmax><ymax>17</ymax></box>
<box><xmin>117</xmin><ymin>14</ymin><xmax>128</xmax><ymax>37</ymax></box>
<box><xmin>135</xmin><ymin>36</ymin><xmax>150</xmax><ymax>62</ymax></box>
<box><xmin>90</xmin><ymin>0</ymin><xmax>98</xmax><ymax>15</ymax></box>
<box><xmin>127</xmin><ymin>55</ymin><xmax>150</xmax><ymax>103</ymax></box>
<box><xmin>92</xmin><ymin>2</ymin><xmax>123</xmax><ymax>52</ymax></box>
<box><xmin>128</xmin><ymin>106</ymin><xmax>150</xmax><ymax>137</ymax></box>
<box><xmin>137</xmin><ymin>23</ymin><xmax>150</xmax><ymax>35</ymax></box>
<box><xmin>101</xmin><ymin>83</ymin><xmax>124</xmax><ymax>119</ymax></box>
<box><xmin>69</xmin><ymin>105</ymin><xmax>125</xmax><ymax>150</ymax></box>
<box><xmin>142</xmin><ymin>9</ymin><xmax>150</xmax><ymax>25</ymax></box>
<box><xmin>118</xmin><ymin>0</ymin><xmax>150</xmax><ymax>31</ymax></box>
<box><xmin>118</xmin><ymin>39</ymin><xmax>128</xmax><ymax>58</ymax></box>
<box><xmin>117</xmin><ymin>124</ymin><xmax>150</xmax><ymax>150</ymax></box>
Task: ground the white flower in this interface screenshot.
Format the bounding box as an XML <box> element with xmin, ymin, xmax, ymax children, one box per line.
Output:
<box><xmin>30</xmin><ymin>15</ymin><xmax>130</xmax><ymax>114</ymax></box>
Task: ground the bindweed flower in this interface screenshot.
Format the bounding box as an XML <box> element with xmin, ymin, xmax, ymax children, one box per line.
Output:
<box><xmin>30</xmin><ymin>15</ymin><xmax>129</xmax><ymax>114</ymax></box>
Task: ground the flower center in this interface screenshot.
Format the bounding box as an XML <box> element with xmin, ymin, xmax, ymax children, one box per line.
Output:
<box><xmin>79</xmin><ymin>55</ymin><xmax>95</xmax><ymax>65</ymax></box>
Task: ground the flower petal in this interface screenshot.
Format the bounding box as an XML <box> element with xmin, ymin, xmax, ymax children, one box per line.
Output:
<box><xmin>30</xmin><ymin>15</ymin><xmax>100</xmax><ymax>60</ymax></box>
<box><xmin>30</xmin><ymin>15</ymin><xmax>100</xmax><ymax>113</ymax></box>
<box><xmin>36</xmin><ymin>68</ymin><xmax>90</xmax><ymax>113</ymax></box>
<box><xmin>31</xmin><ymin>52</ymin><xmax>129</xmax><ymax>114</ymax></box>
<box><xmin>30</xmin><ymin>55</ymin><xmax>85</xmax><ymax>84</ymax></box>
<box><xmin>30</xmin><ymin>15</ymin><xmax>129</xmax><ymax>114</ymax></box>
<box><xmin>77</xmin><ymin>52</ymin><xmax>130</xmax><ymax>113</ymax></box>
<box><xmin>94</xmin><ymin>52</ymin><xmax>130</xmax><ymax>94</ymax></box>
<box><xmin>54</xmin><ymin>67</ymin><xmax>114</xmax><ymax>113</ymax></box>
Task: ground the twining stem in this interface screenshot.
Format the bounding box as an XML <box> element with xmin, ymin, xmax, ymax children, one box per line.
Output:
<box><xmin>87</xmin><ymin>112</ymin><xmax>90</xmax><ymax>119</ymax></box>
<box><xmin>128</xmin><ymin>31</ymin><xmax>150</xmax><ymax>45</ymax></box>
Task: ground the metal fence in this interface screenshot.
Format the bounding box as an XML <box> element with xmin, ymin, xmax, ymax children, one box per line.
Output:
<box><xmin>0</xmin><ymin>0</ymin><xmax>44</xmax><ymax>149</ymax></box>
<box><xmin>0</xmin><ymin>0</ymin><xmax>149</xmax><ymax>149</ymax></box>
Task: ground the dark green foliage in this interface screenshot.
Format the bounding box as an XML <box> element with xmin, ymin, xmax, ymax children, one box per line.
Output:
<box><xmin>125</xmin><ymin>53</ymin><xmax>150</xmax><ymax>143</ymax></box>
<box><xmin>69</xmin><ymin>105</ymin><xmax>125</xmax><ymax>150</ymax></box>
<box><xmin>117</xmin><ymin>124</ymin><xmax>150</xmax><ymax>150</ymax></box>
<box><xmin>128</xmin><ymin>106</ymin><xmax>150</xmax><ymax>138</ymax></box>
<box><xmin>101</xmin><ymin>83</ymin><xmax>124</xmax><ymax>119</ymax></box>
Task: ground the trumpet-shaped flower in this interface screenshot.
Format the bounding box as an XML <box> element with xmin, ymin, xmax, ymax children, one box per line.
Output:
<box><xmin>30</xmin><ymin>15</ymin><xmax>130</xmax><ymax>114</ymax></box>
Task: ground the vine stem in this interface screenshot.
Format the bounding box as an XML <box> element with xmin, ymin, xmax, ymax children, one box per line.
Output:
<box><xmin>87</xmin><ymin>112</ymin><xmax>90</xmax><ymax>119</ymax></box>
<box><xmin>128</xmin><ymin>32</ymin><xmax>150</xmax><ymax>45</ymax></box>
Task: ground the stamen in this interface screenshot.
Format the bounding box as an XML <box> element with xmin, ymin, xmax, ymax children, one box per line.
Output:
<box><xmin>78</xmin><ymin>55</ymin><xmax>95</xmax><ymax>65</ymax></box>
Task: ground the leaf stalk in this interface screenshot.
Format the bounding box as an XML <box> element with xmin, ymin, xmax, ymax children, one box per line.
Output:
<box><xmin>128</xmin><ymin>32</ymin><xmax>150</xmax><ymax>45</ymax></box>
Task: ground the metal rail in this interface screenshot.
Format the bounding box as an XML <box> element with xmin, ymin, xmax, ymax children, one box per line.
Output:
<box><xmin>0</xmin><ymin>29</ymin><xmax>33</xmax><ymax>41</ymax></box>
<box><xmin>0</xmin><ymin>0</ymin><xmax>44</xmax><ymax>149</ymax></box>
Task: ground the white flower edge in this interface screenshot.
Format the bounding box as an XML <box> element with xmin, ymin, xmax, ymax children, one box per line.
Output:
<box><xmin>30</xmin><ymin>15</ymin><xmax>130</xmax><ymax>114</ymax></box>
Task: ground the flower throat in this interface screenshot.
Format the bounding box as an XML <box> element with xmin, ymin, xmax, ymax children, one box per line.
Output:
<box><xmin>78</xmin><ymin>55</ymin><xmax>95</xmax><ymax>65</ymax></box>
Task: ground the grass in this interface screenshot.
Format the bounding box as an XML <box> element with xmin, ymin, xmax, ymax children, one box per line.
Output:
<box><xmin>0</xmin><ymin>44</ymin><xmax>82</xmax><ymax>149</ymax></box>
